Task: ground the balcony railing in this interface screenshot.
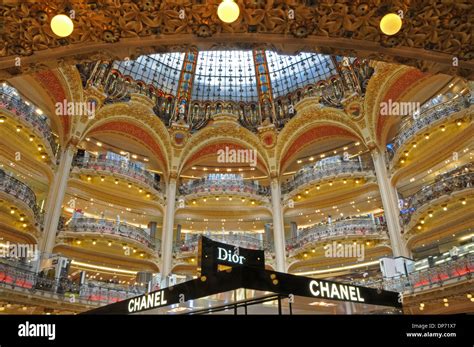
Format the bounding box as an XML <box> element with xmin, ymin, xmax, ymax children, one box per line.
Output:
<box><xmin>286</xmin><ymin>218</ymin><xmax>387</xmax><ymax>255</ymax></box>
<box><xmin>400</xmin><ymin>164</ymin><xmax>473</xmax><ymax>225</ymax></box>
<box><xmin>63</xmin><ymin>217</ymin><xmax>158</xmax><ymax>251</ymax></box>
<box><xmin>380</xmin><ymin>253</ymin><xmax>473</xmax><ymax>293</ymax></box>
<box><xmin>173</xmin><ymin>234</ymin><xmax>274</xmax><ymax>257</ymax></box>
<box><xmin>0</xmin><ymin>168</ymin><xmax>43</xmax><ymax>226</ymax></box>
<box><xmin>179</xmin><ymin>178</ymin><xmax>270</xmax><ymax>197</ymax></box>
<box><xmin>73</xmin><ymin>156</ymin><xmax>162</xmax><ymax>192</ymax></box>
<box><xmin>0</xmin><ymin>86</ymin><xmax>59</xmax><ymax>156</ymax></box>
<box><xmin>0</xmin><ymin>261</ymin><xmax>146</xmax><ymax>305</ymax></box>
<box><xmin>282</xmin><ymin>159</ymin><xmax>374</xmax><ymax>195</ymax></box>
<box><xmin>387</xmin><ymin>94</ymin><xmax>472</xmax><ymax>161</ymax></box>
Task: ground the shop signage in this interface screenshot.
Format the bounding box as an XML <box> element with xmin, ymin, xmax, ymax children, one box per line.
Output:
<box><xmin>217</xmin><ymin>247</ymin><xmax>246</xmax><ymax>264</ymax></box>
<box><xmin>127</xmin><ymin>290</ymin><xmax>167</xmax><ymax>313</ymax></box>
<box><xmin>199</xmin><ymin>236</ymin><xmax>265</xmax><ymax>276</ymax></box>
<box><xmin>308</xmin><ymin>280</ymin><xmax>365</xmax><ymax>302</ymax></box>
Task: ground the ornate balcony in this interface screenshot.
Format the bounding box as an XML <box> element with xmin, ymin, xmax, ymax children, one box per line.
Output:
<box><xmin>400</xmin><ymin>164</ymin><xmax>473</xmax><ymax>226</ymax></box>
<box><xmin>286</xmin><ymin>218</ymin><xmax>388</xmax><ymax>257</ymax></box>
<box><xmin>282</xmin><ymin>159</ymin><xmax>375</xmax><ymax>196</ymax></box>
<box><xmin>387</xmin><ymin>94</ymin><xmax>472</xmax><ymax>162</ymax></box>
<box><xmin>380</xmin><ymin>253</ymin><xmax>473</xmax><ymax>294</ymax></box>
<box><xmin>0</xmin><ymin>85</ymin><xmax>59</xmax><ymax>157</ymax></box>
<box><xmin>178</xmin><ymin>177</ymin><xmax>270</xmax><ymax>202</ymax></box>
<box><xmin>0</xmin><ymin>261</ymin><xmax>146</xmax><ymax>305</ymax></box>
<box><xmin>72</xmin><ymin>156</ymin><xmax>162</xmax><ymax>193</ymax></box>
<box><xmin>0</xmin><ymin>168</ymin><xmax>43</xmax><ymax>227</ymax></box>
<box><xmin>61</xmin><ymin>217</ymin><xmax>158</xmax><ymax>251</ymax></box>
<box><xmin>173</xmin><ymin>234</ymin><xmax>274</xmax><ymax>259</ymax></box>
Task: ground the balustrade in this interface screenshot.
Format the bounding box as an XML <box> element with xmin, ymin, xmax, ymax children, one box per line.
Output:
<box><xmin>0</xmin><ymin>86</ymin><xmax>59</xmax><ymax>156</ymax></box>
<box><xmin>387</xmin><ymin>94</ymin><xmax>472</xmax><ymax>161</ymax></box>
<box><xmin>63</xmin><ymin>217</ymin><xmax>158</xmax><ymax>251</ymax></box>
<box><xmin>400</xmin><ymin>164</ymin><xmax>473</xmax><ymax>225</ymax></box>
<box><xmin>286</xmin><ymin>218</ymin><xmax>387</xmax><ymax>254</ymax></box>
<box><xmin>73</xmin><ymin>156</ymin><xmax>162</xmax><ymax>192</ymax></box>
<box><xmin>282</xmin><ymin>159</ymin><xmax>374</xmax><ymax>195</ymax></box>
<box><xmin>0</xmin><ymin>168</ymin><xmax>43</xmax><ymax>226</ymax></box>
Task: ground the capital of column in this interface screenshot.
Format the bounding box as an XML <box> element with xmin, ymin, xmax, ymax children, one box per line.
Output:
<box><xmin>168</xmin><ymin>172</ymin><xmax>179</xmax><ymax>181</ymax></box>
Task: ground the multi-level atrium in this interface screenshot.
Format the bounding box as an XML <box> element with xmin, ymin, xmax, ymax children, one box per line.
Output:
<box><xmin>0</xmin><ymin>1</ymin><xmax>472</xmax><ymax>320</ymax></box>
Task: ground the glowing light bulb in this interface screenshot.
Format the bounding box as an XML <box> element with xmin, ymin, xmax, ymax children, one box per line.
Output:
<box><xmin>50</xmin><ymin>14</ymin><xmax>74</xmax><ymax>37</ymax></box>
<box><xmin>380</xmin><ymin>13</ymin><xmax>402</xmax><ymax>36</ymax></box>
<box><xmin>217</xmin><ymin>0</ymin><xmax>240</xmax><ymax>23</ymax></box>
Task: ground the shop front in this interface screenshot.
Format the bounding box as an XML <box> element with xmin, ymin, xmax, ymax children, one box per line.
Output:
<box><xmin>87</xmin><ymin>237</ymin><xmax>402</xmax><ymax>315</ymax></box>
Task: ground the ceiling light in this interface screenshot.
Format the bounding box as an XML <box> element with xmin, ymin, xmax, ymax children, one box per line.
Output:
<box><xmin>50</xmin><ymin>14</ymin><xmax>74</xmax><ymax>37</ymax></box>
<box><xmin>380</xmin><ymin>13</ymin><xmax>402</xmax><ymax>36</ymax></box>
<box><xmin>217</xmin><ymin>0</ymin><xmax>240</xmax><ymax>23</ymax></box>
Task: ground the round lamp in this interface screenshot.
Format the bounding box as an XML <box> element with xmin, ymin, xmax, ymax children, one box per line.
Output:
<box><xmin>217</xmin><ymin>0</ymin><xmax>240</xmax><ymax>24</ymax></box>
<box><xmin>51</xmin><ymin>14</ymin><xmax>74</xmax><ymax>37</ymax></box>
<box><xmin>380</xmin><ymin>13</ymin><xmax>402</xmax><ymax>36</ymax></box>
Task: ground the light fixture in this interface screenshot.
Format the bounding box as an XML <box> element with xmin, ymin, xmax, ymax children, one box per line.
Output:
<box><xmin>92</xmin><ymin>240</ymin><xmax>97</xmax><ymax>245</ymax></box>
<box><xmin>115</xmin><ymin>179</ymin><xmax>119</xmax><ymax>185</ymax></box>
<box><xmin>217</xmin><ymin>0</ymin><xmax>240</xmax><ymax>24</ymax></box>
<box><xmin>16</xmin><ymin>125</ymin><xmax>22</xmax><ymax>132</ymax></box>
<box><xmin>456</xmin><ymin>120</ymin><xmax>462</xmax><ymax>126</ymax></box>
<box><xmin>440</xmin><ymin>125</ymin><xmax>446</xmax><ymax>132</ymax></box>
<box><xmin>424</xmin><ymin>134</ymin><xmax>430</xmax><ymax>140</ymax></box>
<box><xmin>108</xmin><ymin>242</ymin><xmax>112</xmax><ymax>247</ymax></box>
<box><xmin>100</xmin><ymin>176</ymin><xmax>105</xmax><ymax>182</ymax></box>
<box><xmin>0</xmin><ymin>116</ymin><xmax>5</xmax><ymax>123</ymax></box>
<box><xmin>29</xmin><ymin>135</ymin><xmax>34</xmax><ymax>142</ymax></box>
<box><xmin>50</xmin><ymin>14</ymin><xmax>74</xmax><ymax>37</ymax></box>
<box><xmin>380</xmin><ymin>13</ymin><xmax>402</xmax><ymax>36</ymax></box>
<box><xmin>146</xmin><ymin>193</ymin><xmax>151</xmax><ymax>198</ymax></box>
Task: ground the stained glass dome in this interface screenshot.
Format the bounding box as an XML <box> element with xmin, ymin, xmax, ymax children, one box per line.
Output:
<box><xmin>112</xmin><ymin>50</ymin><xmax>337</xmax><ymax>102</ymax></box>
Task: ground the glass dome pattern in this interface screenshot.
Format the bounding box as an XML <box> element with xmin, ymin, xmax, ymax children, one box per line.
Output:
<box><xmin>112</xmin><ymin>52</ymin><xmax>185</xmax><ymax>95</ymax></box>
<box><xmin>111</xmin><ymin>50</ymin><xmax>339</xmax><ymax>102</ymax></box>
<box><xmin>265</xmin><ymin>52</ymin><xmax>336</xmax><ymax>98</ymax></box>
<box><xmin>191</xmin><ymin>50</ymin><xmax>258</xmax><ymax>102</ymax></box>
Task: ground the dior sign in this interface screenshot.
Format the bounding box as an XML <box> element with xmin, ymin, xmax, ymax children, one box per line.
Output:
<box><xmin>217</xmin><ymin>247</ymin><xmax>246</xmax><ymax>265</ymax></box>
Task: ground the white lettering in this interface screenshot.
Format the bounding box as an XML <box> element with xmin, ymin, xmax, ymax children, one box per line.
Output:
<box><xmin>18</xmin><ymin>321</ymin><xmax>55</xmax><ymax>341</ymax></box>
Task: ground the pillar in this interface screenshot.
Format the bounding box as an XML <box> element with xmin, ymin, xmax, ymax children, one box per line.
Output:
<box><xmin>371</xmin><ymin>148</ymin><xmax>410</xmax><ymax>258</ymax></box>
<box><xmin>160</xmin><ymin>176</ymin><xmax>177</xmax><ymax>277</ymax></box>
<box><xmin>270</xmin><ymin>177</ymin><xmax>286</xmax><ymax>272</ymax></box>
<box><xmin>39</xmin><ymin>144</ymin><xmax>76</xmax><ymax>268</ymax></box>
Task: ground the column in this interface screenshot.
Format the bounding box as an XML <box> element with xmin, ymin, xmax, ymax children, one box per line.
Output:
<box><xmin>160</xmin><ymin>176</ymin><xmax>177</xmax><ymax>277</ymax></box>
<box><xmin>371</xmin><ymin>148</ymin><xmax>410</xmax><ymax>258</ymax></box>
<box><xmin>39</xmin><ymin>144</ymin><xmax>76</xmax><ymax>268</ymax></box>
<box><xmin>270</xmin><ymin>177</ymin><xmax>286</xmax><ymax>272</ymax></box>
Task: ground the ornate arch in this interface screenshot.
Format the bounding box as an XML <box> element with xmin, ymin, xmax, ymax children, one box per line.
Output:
<box><xmin>276</xmin><ymin>106</ymin><xmax>364</xmax><ymax>173</ymax></box>
<box><xmin>178</xmin><ymin>115</ymin><xmax>270</xmax><ymax>176</ymax></box>
<box><xmin>84</xmin><ymin>103</ymin><xmax>172</xmax><ymax>176</ymax></box>
<box><xmin>364</xmin><ymin>63</ymin><xmax>428</xmax><ymax>146</ymax></box>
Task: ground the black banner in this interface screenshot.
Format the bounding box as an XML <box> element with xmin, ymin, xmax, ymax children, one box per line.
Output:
<box><xmin>199</xmin><ymin>236</ymin><xmax>265</xmax><ymax>276</ymax></box>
